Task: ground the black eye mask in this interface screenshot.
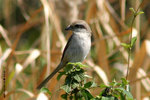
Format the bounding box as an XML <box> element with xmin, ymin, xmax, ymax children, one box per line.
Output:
<box><xmin>74</xmin><ymin>24</ymin><xmax>85</xmax><ymax>29</ymax></box>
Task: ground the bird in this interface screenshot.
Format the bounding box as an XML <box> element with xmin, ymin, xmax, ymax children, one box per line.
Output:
<box><xmin>37</xmin><ymin>20</ymin><xmax>92</xmax><ymax>89</ymax></box>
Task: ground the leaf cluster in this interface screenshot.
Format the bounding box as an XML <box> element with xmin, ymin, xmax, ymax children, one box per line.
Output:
<box><xmin>94</xmin><ymin>78</ymin><xmax>134</xmax><ymax>100</ymax></box>
<box><xmin>121</xmin><ymin>8</ymin><xmax>144</xmax><ymax>50</ymax></box>
<box><xmin>58</xmin><ymin>63</ymin><xmax>134</xmax><ymax>100</ymax></box>
<box><xmin>58</xmin><ymin>62</ymin><xmax>97</xmax><ymax>100</ymax></box>
<box><xmin>121</xmin><ymin>37</ymin><xmax>137</xmax><ymax>49</ymax></box>
<box><xmin>40</xmin><ymin>63</ymin><xmax>135</xmax><ymax>100</ymax></box>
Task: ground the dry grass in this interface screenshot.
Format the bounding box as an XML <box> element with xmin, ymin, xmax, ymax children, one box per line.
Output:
<box><xmin>0</xmin><ymin>0</ymin><xmax>150</xmax><ymax>100</ymax></box>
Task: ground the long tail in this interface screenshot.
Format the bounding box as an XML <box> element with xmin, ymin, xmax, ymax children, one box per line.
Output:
<box><xmin>37</xmin><ymin>63</ymin><xmax>63</xmax><ymax>89</ymax></box>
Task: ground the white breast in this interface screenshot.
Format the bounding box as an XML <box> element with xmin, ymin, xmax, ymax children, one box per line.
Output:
<box><xmin>64</xmin><ymin>32</ymin><xmax>91</xmax><ymax>62</ymax></box>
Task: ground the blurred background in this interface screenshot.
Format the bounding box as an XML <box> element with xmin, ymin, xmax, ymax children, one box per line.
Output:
<box><xmin>0</xmin><ymin>0</ymin><xmax>150</xmax><ymax>100</ymax></box>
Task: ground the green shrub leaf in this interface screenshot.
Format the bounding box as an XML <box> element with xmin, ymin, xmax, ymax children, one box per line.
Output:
<box><xmin>129</xmin><ymin>8</ymin><xmax>135</xmax><ymax>13</ymax></box>
<box><xmin>84</xmin><ymin>81</ymin><xmax>97</xmax><ymax>88</ymax></box>
<box><xmin>137</xmin><ymin>11</ymin><xmax>144</xmax><ymax>15</ymax></box>
<box><xmin>57</xmin><ymin>72</ymin><xmax>65</xmax><ymax>80</ymax></box>
<box><xmin>121</xmin><ymin>43</ymin><xmax>131</xmax><ymax>48</ymax></box>
<box><xmin>121</xmin><ymin>78</ymin><xmax>129</xmax><ymax>85</ymax></box>
<box><xmin>131</xmin><ymin>37</ymin><xmax>137</xmax><ymax>47</ymax></box>
<box><xmin>40</xmin><ymin>87</ymin><xmax>51</xmax><ymax>95</ymax></box>
<box><xmin>99</xmin><ymin>83</ymin><xmax>108</xmax><ymax>88</ymax></box>
<box><xmin>61</xmin><ymin>94</ymin><xmax>67</xmax><ymax>99</ymax></box>
<box><xmin>101</xmin><ymin>96</ymin><xmax>116</xmax><ymax>100</ymax></box>
<box><xmin>72</xmin><ymin>83</ymin><xmax>79</xmax><ymax>89</ymax></box>
<box><xmin>82</xmin><ymin>89</ymin><xmax>94</xmax><ymax>99</ymax></box>
<box><xmin>60</xmin><ymin>85</ymin><xmax>72</xmax><ymax>93</ymax></box>
<box><xmin>74</xmin><ymin>74</ymin><xmax>82</xmax><ymax>82</ymax></box>
<box><xmin>115</xmin><ymin>87</ymin><xmax>133</xmax><ymax>100</ymax></box>
<box><xmin>84</xmin><ymin>74</ymin><xmax>92</xmax><ymax>78</ymax></box>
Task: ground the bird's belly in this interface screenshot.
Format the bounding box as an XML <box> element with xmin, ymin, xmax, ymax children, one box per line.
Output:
<box><xmin>65</xmin><ymin>36</ymin><xmax>91</xmax><ymax>62</ymax></box>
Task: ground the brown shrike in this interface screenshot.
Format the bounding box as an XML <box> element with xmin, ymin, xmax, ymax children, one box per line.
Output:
<box><xmin>37</xmin><ymin>20</ymin><xmax>92</xmax><ymax>89</ymax></box>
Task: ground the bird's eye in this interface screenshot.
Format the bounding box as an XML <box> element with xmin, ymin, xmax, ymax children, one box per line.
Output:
<box><xmin>75</xmin><ymin>24</ymin><xmax>85</xmax><ymax>29</ymax></box>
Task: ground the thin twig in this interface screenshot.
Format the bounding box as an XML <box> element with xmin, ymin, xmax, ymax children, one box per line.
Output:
<box><xmin>126</xmin><ymin>0</ymin><xmax>145</xmax><ymax>80</ymax></box>
<box><xmin>126</xmin><ymin>16</ymin><xmax>135</xmax><ymax>80</ymax></box>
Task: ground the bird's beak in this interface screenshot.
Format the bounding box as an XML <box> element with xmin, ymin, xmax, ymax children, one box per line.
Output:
<box><xmin>65</xmin><ymin>25</ymin><xmax>73</xmax><ymax>31</ymax></box>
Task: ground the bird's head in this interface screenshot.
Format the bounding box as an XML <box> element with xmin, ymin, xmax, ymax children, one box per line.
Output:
<box><xmin>65</xmin><ymin>20</ymin><xmax>91</xmax><ymax>34</ymax></box>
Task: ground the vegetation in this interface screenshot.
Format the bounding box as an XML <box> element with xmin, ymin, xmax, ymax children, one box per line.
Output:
<box><xmin>0</xmin><ymin>0</ymin><xmax>150</xmax><ymax>100</ymax></box>
<box><xmin>41</xmin><ymin>62</ymin><xmax>134</xmax><ymax>100</ymax></box>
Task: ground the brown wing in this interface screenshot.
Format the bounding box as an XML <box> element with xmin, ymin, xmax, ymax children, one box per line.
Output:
<box><xmin>61</xmin><ymin>34</ymin><xmax>73</xmax><ymax>61</ymax></box>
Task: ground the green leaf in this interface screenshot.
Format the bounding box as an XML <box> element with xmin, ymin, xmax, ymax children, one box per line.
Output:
<box><xmin>40</xmin><ymin>87</ymin><xmax>51</xmax><ymax>95</ymax></box>
<box><xmin>72</xmin><ymin>83</ymin><xmax>79</xmax><ymax>89</ymax></box>
<box><xmin>84</xmin><ymin>81</ymin><xmax>97</xmax><ymax>88</ymax></box>
<box><xmin>101</xmin><ymin>96</ymin><xmax>115</xmax><ymax>100</ymax></box>
<box><xmin>76</xmin><ymin>91</ymin><xmax>83</xmax><ymax>98</ymax></box>
<box><xmin>129</xmin><ymin>8</ymin><xmax>135</xmax><ymax>13</ymax></box>
<box><xmin>120</xmin><ymin>78</ymin><xmax>129</xmax><ymax>88</ymax></box>
<box><xmin>79</xmin><ymin>73</ymin><xmax>85</xmax><ymax>80</ymax></box>
<box><xmin>120</xmin><ymin>92</ymin><xmax>126</xmax><ymax>100</ymax></box>
<box><xmin>115</xmin><ymin>87</ymin><xmax>133</xmax><ymax>100</ymax></box>
<box><xmin>99</xmin><ymin>83</ymin><xmax>108</xmax><ymax>88</ymax></box>
<box><xmin>74</xmin><ymin>74</ymin><xmax>82</xmax><ymax>82</ymax></box>
<box><xmin>121</xmin><ymin>43</ymin><xmax>131</xmax><ymax>48</ymax></box>
<box><xmin>136</xmin><ymin>11</ymin><xmax>144</xmax><ymax>15</ymax></box>
<box><xmin>75</xmin><ymin>66</ymin><xmax>81</xmax><ymax>71</ymax></box>
<box><xmin>82</xmin><ymin>91</ymin><xmax>88</xmax><ymax>100</ymax></box>
<box><xmin>76</xmin><ymin>62</ymin><xmax>88</xmax><ymax>68</ymax></box>
<box><xmin>84</xmin><ymin>81</ymin><xmax>97</xmax><ymax>89</ymax></box>
<box><xmin>84</xmin><ymin>74</ymin><xmax>92</xmax><ymax>78</ymax></box>
<box><xmin>85</xmin><ymin>89</ymin><xmax>94</xmax><ymax>99</ymax></box>
<box><xmin>109</xmin><ymin>80</ymin><xmax>117</xmax><ymax>87</ymax></box>
<box><xmin>121</xmin><ymin>78</ymin><xmax>129</xmax><ymax>85</ymax></box>
<box><xmin>6</xmin><ymin>70</ymin><xmax>15</xmax><ymax>88</ymax></box>
<box><xmin>116</xmin><ymin>83</ymin><xmax>122</xmax><ymax>86</ymax></box>
<box><xmin>91</xmin><ymin>81</ymin><xmax>97</xmax><ymax>87</ymax></box>
<box><xmin>131</xmin><ymin>37</ymin><xmax>137</xmax><ymax>47</ymax></box>
<box><xmin>112</xmin><ymin>92</ymin><xmax>120</xmax><ymax>98</ymax></box>
<box><xmin>61</xmin><ymin>85</ymin><xmax>72</xmax><ymax>93</ymax></box>
<box><xmin>82</xmin><ymin>89</ymin><xmax>94</xmax><ymax>99</ymax></box>
<box><xmin>64</xmin><ymin>64</ymin><xmax>74</xmax><ymax>74</ymax></box>
<box><xmin>61</xmin><ymin>94</ymin><xmax>67</xmax><ymax>99</ymax></box>
<box><xmin>57</xmin><ymin>72</ymin><xmax>65</xmax><ymax>80</ymax></box>
<box><xmin>92</xmin><ymin>96</ymin><xmax>101</xmax><ymax>100</ymax></box>
<box><xmin>68</xmin><ymin>62</ymin><xmax>88</xmax><ymax>68</ymax></box>
<box><xmin>123</xmin><ymin>90</ymin><xmax>133</xmax><ymax>100</ymax></box>
<box><xmin>84</xmin><ymin>82</ymin><xmax>92</xmax><ymax>88</ymax></box>
<box><xmin>67</xmin><ymin>62</ymin><xmax>76</xmax><ymax>65</ymax></box>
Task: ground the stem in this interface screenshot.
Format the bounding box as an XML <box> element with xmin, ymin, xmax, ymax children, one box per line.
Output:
<box><xmin>126</xmin><ymin>48</ymin><xmax>131</xmax><ymax>80</ymax></box>
<box><xmin>74</xmin><ymin>89</ymin><xmax>79</xmax><ymax>100</ymax></box>
<box><xmin>126</xmin><ymin>0</ymin><xmax>144</xmax><ymax>80</ymax></box>
<box><xmin>126</xmin><ymin>15</ymin><xmax>136</xmax><ymax>80</ymax></box>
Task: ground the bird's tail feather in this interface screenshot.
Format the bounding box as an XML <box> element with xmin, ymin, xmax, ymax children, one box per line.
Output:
<box><xmin>37</xmin><ymin>63</ymin><xmax>63</xmax><ymax>89</ymax></box>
